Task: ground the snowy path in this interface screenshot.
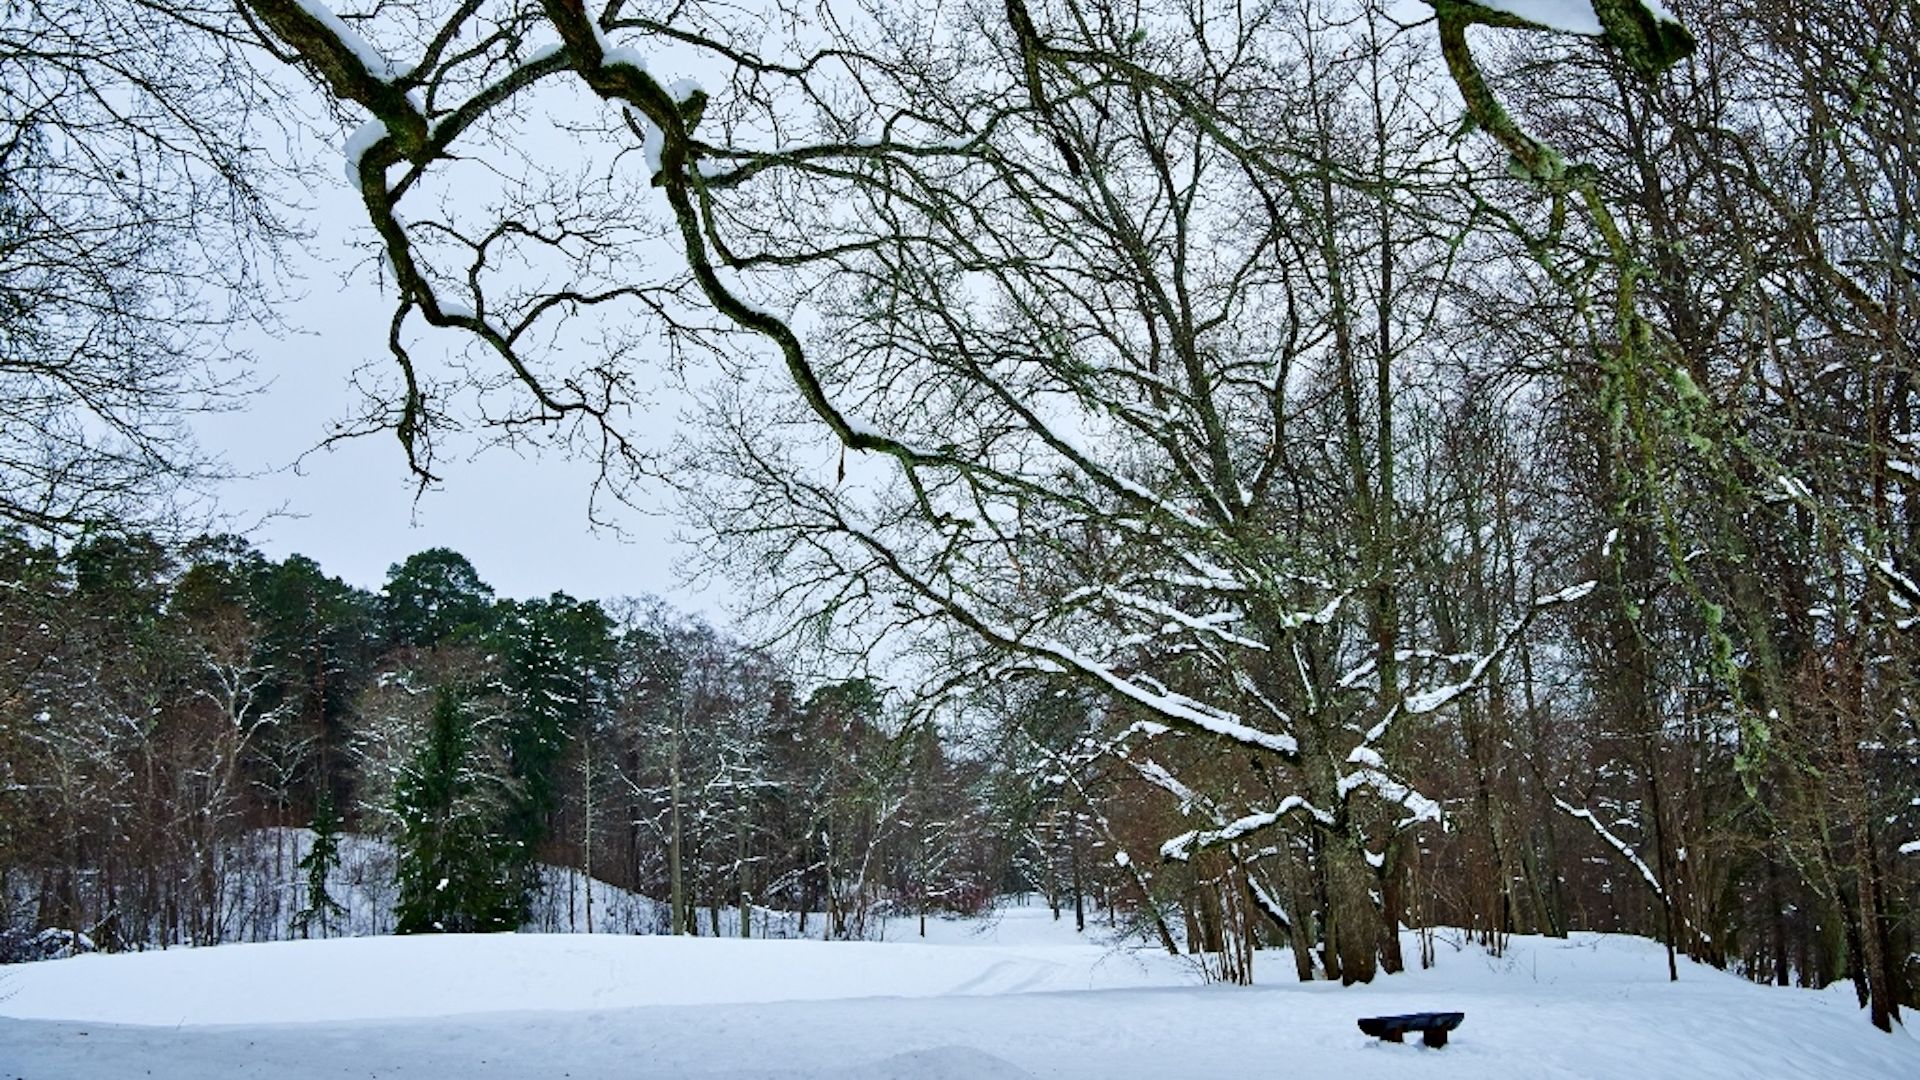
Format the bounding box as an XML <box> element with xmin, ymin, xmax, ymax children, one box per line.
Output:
<box><xmin>3</xmin><ymin>914</ymin><xmax>1916</xmax><ymax>1078</ymax></box>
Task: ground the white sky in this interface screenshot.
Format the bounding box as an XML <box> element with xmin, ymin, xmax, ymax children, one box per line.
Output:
<box><xmin>197</xmin><ymin>174</ymin><xmax>718</xmax><ymax>615</ymax></box>
<box><xmin>171</xmin><ymin>20</ymin><xmax>767</xmax><ymax>619</ymax></box>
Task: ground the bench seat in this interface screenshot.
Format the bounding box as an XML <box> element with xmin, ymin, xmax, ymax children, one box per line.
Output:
<box><xmin>1356</xmin><ymin>1011</ymin><xmax>1465</xmax><ymax>1048</ymax></box>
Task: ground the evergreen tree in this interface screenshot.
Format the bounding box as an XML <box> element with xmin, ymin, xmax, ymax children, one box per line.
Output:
<box><xmin>247</xmin><ymin>553</ymin><xmax>381</xmax><ymax>802</ymax></box>
<box><xmin>381</xmin><ymin>549</ymin><xmax>498</xmax><ymax>649</ymax></box>
<box><xmin>292</xmin><ymin>789</ymin><xmax>347</xmax><ymax>938</ymax></box>
<box><xmin>393</xmin><ymin>688</ymin><xmax>521</xmax><ymax>933</ymax></box>
<box><xmin>497</xmin><ymin>593</ymin><xmax>615</xmax><ymax>897</ymax></box>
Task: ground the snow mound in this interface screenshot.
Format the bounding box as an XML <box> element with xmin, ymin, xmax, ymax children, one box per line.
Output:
<box><xmin>0</xmin><ymin>929</ymin><xmax>1189</xmax><ymax>1026</ymax></box>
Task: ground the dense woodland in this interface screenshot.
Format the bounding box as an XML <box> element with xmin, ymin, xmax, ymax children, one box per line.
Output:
<box><xmin>1</xmin><ymin>0</ymin><xmax>1916</xmax><ymax>1036</ymax></box>
<box><xmin>0</xmin><ymin>534</ymin><xmax>1012</xmax><ymax>946</ymax></box>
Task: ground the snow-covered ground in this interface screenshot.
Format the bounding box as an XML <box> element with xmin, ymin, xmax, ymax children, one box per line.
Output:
<box><xmin>144</xmin><ymin>828</ymin><xmax>674</xmax><ymax>942</ymax></box>
<box><xmin>3</xmin><ymin>905</ymin><xmax>1916</xmax><ymax>1078</ymax></box>
<box><xmin>128</xmin><ymin>827</ymin><xmax>864</xmax><ymax>943</ymax></box>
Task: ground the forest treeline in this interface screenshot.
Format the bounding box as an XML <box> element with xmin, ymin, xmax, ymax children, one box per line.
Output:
<box><xmin>0</xmin><ymin>532</ymin><xmax>1023</xmax><ymax>948</ymax></box>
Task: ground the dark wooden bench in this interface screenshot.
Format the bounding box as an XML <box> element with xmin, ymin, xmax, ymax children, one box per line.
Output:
<box><xmin>1356</xmin><ymin>1011</ymin><xmax>1465</xmax><ymax>1048</ymax></box>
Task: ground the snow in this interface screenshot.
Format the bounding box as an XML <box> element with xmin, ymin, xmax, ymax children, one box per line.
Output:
<box><xmin>1280</xmin><ymin>592</ymin><xmax>1344</xmax><ymax>629</ymax></box>
<box><xmin>1404</xmin><ymin>679</ymin><xmax>1472</xmax><ymax>715</ymax></box>
<box><xmin>739</xmin><ymin>292</ymin><xmax>788</xmax><ymax>322</ymax></box>
<box><xmin>1538</xmin><ymin>579</ymin><xmax>1597</xmax><ymax>604</ymax></box>
<box><xmin>1346</xmin><ymin>744</ymin><xmax>1387</xmax><ymax>769</ymax></box>
<box><xmin>603</xmin><ymin>46</ymin><xmax>649</xmax><ymax>73</ymax></box>
<box><xmin>1554</xmin><ymin>796</ymin><xmax>1667</xmax><ymax>900</ymax></box>
<box><xmin>1340</xmin><ymin>767</ymin><xmax>1444</xmax><ymax>827</ymax></box>
<box><xmin>1470</xmin><ymin>0</ymin><xmax>1601</xmax><ymax>34</ymax></box>
<box><xmin>587</xmin><ymin>15</ymin><xmax>614</xmax><ymax>54</ymax></box>
<box><xmin>5</xmin><ymin>912</ymin><xmax>1915</xmax><ymax>1078</ymax></box>
<box><xmin>1468</xmin><ymin>0</ymin><xmax>1683</xmax><ymax>35</ymax></box>
<box><xmin>1875</xmin><ymin>557</ymin><xmax>1920</xmax><ymax>603</ymax></box>
<box><xmin>623</xmin><ymin>105</ymin><xmax>666</xmax><ymax>176</ymax></box>
<box><xmin>1045</xmin><ymin>644</ymin><xmax>1299</xmax><ymax>755</ymax></box>
<box><xmin>842</xmin><ymin>410</ymin><xmax>885</xmax><ymax>440</ymax></box>
<box><xmin>342</xmin><ymin>118</ymin><xmax>387</xmax><ymax>184</ymax></box>
<box><xmin>1160</xmin><ymin>796</ymin><xmax>1331</xmax><ymax>861</ymax></box>
<box><xmin>0</xmin><ymin>920</ymin><xmax>1173</xmax><ymax>1026</ymax></box>
<box><xmin>1107</xmin><ymin>473</ymin><xmax>1206</xmax><ymax>529</ymax></box>
<box><xmin>1102</xmin><ymin>587</ymin><xmax>1268</xmax><ymax>651</ymax></box>
<box><xmin>290</xmin><ymin>0</ymin><xmax>407</xmax><ymax>82</ymax></box>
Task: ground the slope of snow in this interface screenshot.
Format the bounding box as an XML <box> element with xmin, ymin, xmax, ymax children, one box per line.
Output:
<box><xmin>882</xmin><ymin>896</ymin><xmax>1125</xmax><ymax>947</ymax></box>
<box><xmin>119</xmin><ymin>827</ymin><xmax>669</xmax><ymax>943</ymax></box>
<box><xmin>3</xmin><ymin>916</ymin><xmax>1915</xmax><ymax>1078</ymax></box>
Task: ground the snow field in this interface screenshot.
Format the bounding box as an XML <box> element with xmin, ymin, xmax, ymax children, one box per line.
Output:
<box><xmin>0</xmin><ymin>931</ymin><xmax>1183</xmax><ymax>1026</ymax></box>
<box><xmin>3</xmin><ymin>913</ymin><xmax>1917</xmax><ymax>1078</ymax></box>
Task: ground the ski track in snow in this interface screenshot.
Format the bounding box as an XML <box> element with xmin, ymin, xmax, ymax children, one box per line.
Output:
<box><xmin>2</xmin><ymin>908</ymin><xmax>1917</xmax><ymax>1078</ymax></box>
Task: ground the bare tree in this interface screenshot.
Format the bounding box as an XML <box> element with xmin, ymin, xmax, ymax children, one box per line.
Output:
<box><xmin>0</xmin><ymin>1</ymin><xmax>295</xmax><ymax>534</ymax></box>
<box><xmin>215</xmin><ymin>0</ymin><xmax>1712</xmax><ymax>985</ymax></box>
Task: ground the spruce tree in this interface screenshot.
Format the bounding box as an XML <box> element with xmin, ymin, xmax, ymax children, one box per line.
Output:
<box><xmin>292</xmin><ymin>789</ymin><xmax>347</xmax><ymax>938</ymax></box>
<box><xmin>393</xmin><ymin>688</ymin><xmax>520</xmax><ymax>933</ymax></box>
<box><xmin>498</xmin><ymin>594</ymin><xmax>614</xmax><ymax>900</ymax></box>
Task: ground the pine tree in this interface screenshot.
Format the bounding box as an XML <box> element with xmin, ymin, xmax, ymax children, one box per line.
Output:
<box><xmin>381</xmin><ymin>549</ymin><xmax>498</xmax><ymax>648</ymax></box>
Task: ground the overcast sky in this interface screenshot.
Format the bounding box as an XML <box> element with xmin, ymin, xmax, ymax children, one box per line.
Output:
<box><xmin>197</xmin><ymin>171</ymin><xmax>720</xmax><ymax>617</ymax></box>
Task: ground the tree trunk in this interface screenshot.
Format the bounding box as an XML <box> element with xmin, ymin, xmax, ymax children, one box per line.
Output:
<box><xmin>1325</xmin><ymin>839</ymin><xmax>1379</xmax><ymax>985</ymax></box>
<box><xmin>668</xmin><ymin>720</ymin><xmax>685</xmax><ymax>937</ymax></box>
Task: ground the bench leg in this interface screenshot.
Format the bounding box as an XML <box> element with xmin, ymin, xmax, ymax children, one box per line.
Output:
<box><xmin>1380</xmin><ymin>1031</ymin><xmax>1403</xmax><ymax>1043</ymax></box>
<box><xmin>1421</xmin><ymin>1029</ymin><xmax>1448</xmax><ymax>1049</ymax></box>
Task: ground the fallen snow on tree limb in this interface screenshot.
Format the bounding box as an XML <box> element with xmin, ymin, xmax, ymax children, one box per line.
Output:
<box><xmin>1101</xmin><ymin>588</ymin><xmax>1267</xmax><ymax>651</ymax></box>
<box><xmin>1129</xmin><ymin>758</ymin><xmax>1202</xmax><ymax>811</ymax></box>
<box><xmin>1279</xmin><ymin>591</ymin><xmax>1345</xmax><ymax>630</ymax></box>
<box><xmin>1466</xmin><ymin>1</ymin><xmax>1682</xmax><ymax>35</ymax></box>
<box><xmin>290</xmin><ymin>0</ymin><xmax>408</xmax><ymax>81</ymax></box>
<box><xmin>1045</xmin><ymin>645</ymin><xmax>1299</xmax><ymax>755</ymax></box>
<box><xmin>1538</xmin><ymin>579</ymin><xmax>1598</xmax><ymax>604</ymax></box>
<box><xmin>1338</xmin><ymin>768</ymin><xmax>1443</xmax><ymax>828</ymax></box>
<box><xmin>1389</xmin><ymin>580</ymin><xmax>1593</xmax><ymax>725</ymax></box>
<box><xmin>1470</xmin><ymin>0</ymin><xmax>1604</xmax><ymax>33</ymax></box>
<box><xmin>1159</xmin><ymin>796</ymin><xmax>1330</xmax><ymax>861</ymax></box>
<box><xmin>1555</xmin><ymin>796</ymin><xmax>1666</xmax><ymax>899</ymax></box>
<box><xmin>342</xmin><ymin>118</ymin><xmax>388</xmax><ymax>184</ymax></box>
